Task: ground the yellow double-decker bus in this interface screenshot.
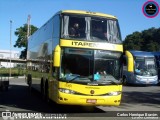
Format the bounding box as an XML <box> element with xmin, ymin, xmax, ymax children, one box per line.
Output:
<box><xmin>26</xmin><ymin>10</ymin><xmax>123</xmax><ymax>106</ymax></box>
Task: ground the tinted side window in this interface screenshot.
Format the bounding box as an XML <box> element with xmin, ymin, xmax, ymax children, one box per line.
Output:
<box><xmin>53</xmin><ymin>15</ymin><xmax>60</xmax><ymax>38</ymax></box>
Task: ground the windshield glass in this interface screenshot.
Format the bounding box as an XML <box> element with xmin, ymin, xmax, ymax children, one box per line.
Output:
<box><xmin>61</xmin><ymin>15</ymin><xmax>122</xmax><ymax>44</ymax></box>
<box><xmin>60</xmin><ymin>48</ymin><xmax>122</xmax><ymax>85</ymax></box>
<box><xmin>134</xmin><ymin>57</ymin><xmax>157</xmax><ymax>76</ymax></box>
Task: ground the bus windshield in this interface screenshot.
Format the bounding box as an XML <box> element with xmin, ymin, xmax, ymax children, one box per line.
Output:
<box><xmin>135</xmin><ymin>57</ymin><xmax>157</xmax><ymax>76</ymax></box>
<box><xmin>60</xmin><ymin>48</ymin><xmax>122</xmax><ymax>85</ymax></box>
<box><xmin>61</xmin><ymin>15</ymin><xmax>122</xmax><ymax>44</ymax></box>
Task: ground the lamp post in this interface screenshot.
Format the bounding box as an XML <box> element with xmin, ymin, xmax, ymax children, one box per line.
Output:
<box><xmin>10</xmin><ymin>20</ymin><xmax>12</xmax><ymax>77</ymax></box>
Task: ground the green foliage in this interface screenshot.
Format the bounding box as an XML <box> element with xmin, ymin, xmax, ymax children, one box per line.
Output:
<box><xmin>123</xmin><ymin>27</ymin><xmax>160</xmax><ymax>52</ymax></box>
<box><xmin>14</xmin><ymin>24</ymin><xmax>38</xmax><ymax>59</ymax></box>
<box><xmin>0</xmin><ymin>68</ymin><xmax>26</xmax><ymax>77</ymax></box>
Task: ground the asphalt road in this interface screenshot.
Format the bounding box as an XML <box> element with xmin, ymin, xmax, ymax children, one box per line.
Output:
<box><xmin>0</xmin><ymin>78</ymin><xmax>160</xmax><ymax>120</ymax></box>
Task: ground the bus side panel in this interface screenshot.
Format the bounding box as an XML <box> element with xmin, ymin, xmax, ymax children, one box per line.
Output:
<box><xmin>48</xmin><ymin>14</ymin><xmax>61</xmax><ymax>102</ymax></box>
<box><xmin>27</xmin><ymin>15</ymin><xmax>56</xmax><ymax>93</ymax></box>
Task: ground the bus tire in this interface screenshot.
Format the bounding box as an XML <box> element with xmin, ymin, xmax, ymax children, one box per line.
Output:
<box><xmin>45</xmin><ymin>79</ymin><xmax>49</xmax><ymax>102</ymax></box>
<box><xmin>41</xmin><ymin>78</ymin><xmax>45</xmax><ymax>98</ymax></box>
<box><xmin>122</xmin><ymin>77</ymin><xmax>128</xmax><ymax>86</ymax></box>
<box><xmin>28</xmin><ymin>74</ymin><xmax>32</xmax><ymax>92</ymax></box>
<box><xmin>4</xmin><ymin>86</ymin><xmax>8</xmax><ymax>91</ymax></box>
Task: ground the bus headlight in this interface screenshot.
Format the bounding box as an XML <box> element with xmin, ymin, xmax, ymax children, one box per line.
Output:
<box><xmin>136</xmin><ymin>76</ymin><xmax>142</xmax><ymax>80</ymax></box>
<box><xmin>154</xmin><ymin>76</ymin><xmax>158</xmax><ymax>80</ymax></box>
<box><xmin>108</xmin><ymin>91</ymin><xmax>121</xmax><ymax>96</ymax></box>
<box><xmin>59</xmin><ymin>88</ymin><xmax>76</xmax><ymax>94</ymax></box>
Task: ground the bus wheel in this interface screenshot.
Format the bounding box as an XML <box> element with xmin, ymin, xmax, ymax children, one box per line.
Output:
<box><xmin>45</xmin><ymin>80</ymin><xmax>49</xmax><ymax>102</ymax></box>
<box><xmin>5</xmin><ymin>86</ymin><xmax>8</xmax><ymax>91</ymax></box>
<box><xmin>28</xmin><ymin>74</ymin><xmax>32</xmax><ymax>92</ymax></box>
<box><xmin>41</xmin><ymin>78</ymin><xmax>44</xmax><ymax>98</ymax></box>
<box><xmin>122</xmin><ymin>77</ymin><xmax>128</xmax><ymax>86</ymax></box>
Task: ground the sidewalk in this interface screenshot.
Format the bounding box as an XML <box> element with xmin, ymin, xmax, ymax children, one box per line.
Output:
<box><xmin>8</xmin><ymin>75</ymin><xmax>26</xmax><ymax>79</ymax></box>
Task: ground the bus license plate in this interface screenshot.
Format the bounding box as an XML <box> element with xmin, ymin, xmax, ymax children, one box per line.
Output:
<box><xmin>86</xmin><ymin>99</ymin><xmax>97</xmax><ymax>103</ymax></box>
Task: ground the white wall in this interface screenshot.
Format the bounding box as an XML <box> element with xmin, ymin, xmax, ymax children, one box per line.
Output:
<box><xmin>0</xmin><ymin>50</ymin><xmax>20</xmax><ymax>68</ymax></box>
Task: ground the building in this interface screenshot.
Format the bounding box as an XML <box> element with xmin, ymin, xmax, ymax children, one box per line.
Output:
<box><xmin>0</xmin><ymin>50</ymin><xmax>20</xmax><ymax>68</ymax></box>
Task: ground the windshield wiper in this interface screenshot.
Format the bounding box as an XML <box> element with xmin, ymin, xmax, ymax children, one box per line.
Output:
<box><xmin>88</xmin><ymin>80</ymin><xmax>119</xmax><ymax>85</ymax></box>
<box><xmin>66</xmin><ymin>74</ymin><xmax>91</xmax><ymax>82</ymax></box>
<box><xmin>66</xmin><ymin>74</ymin><xmax>80</xmax><ymax>82</ymax></box>
<box><xmin>106</xmin><ymin>80</ymin><xmax>119</xmax><ymax>85</ymax></box>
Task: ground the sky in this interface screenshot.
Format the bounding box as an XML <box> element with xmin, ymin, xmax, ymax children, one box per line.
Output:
<box><xmin>0</xmin><ymin>0</ymin><xmax>160</xmax><ymax>52</ymax></box>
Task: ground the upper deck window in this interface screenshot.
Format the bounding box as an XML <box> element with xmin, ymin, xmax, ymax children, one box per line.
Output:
<box><xmin>61</xmin><ymin>15</ymin><xmax>122</xmax><ymax>44</ymax></box>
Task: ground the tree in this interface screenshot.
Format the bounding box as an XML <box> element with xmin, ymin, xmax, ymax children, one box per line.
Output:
<box><xmin>123</xmin><ymin>31</ymin><xmax>143</xmax><ymax>51</ymax></box>
<box><xmin>123</xmin><ymin>27</ymin><xmax>160</xmax><ymax>52</ymax></box>
<box><xmin>14</xmin><ymin>24</ymin><xmax>38</xmax><ymax>59</ymax></box>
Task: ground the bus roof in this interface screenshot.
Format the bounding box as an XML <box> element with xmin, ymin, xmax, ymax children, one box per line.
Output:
<box><xmin>152</xmin><ymin>52</ymin><xmax>160</xmax><ymax>56</ymax></box>
<box><xmin>128</xmin><ymin>50</ymin><xmax>154</xmax><ymax>57</ymax></box>
<box><xmin>57</xmin><ymin>10</ymin><xmax>117</xmax><ymax>19</ymax></box>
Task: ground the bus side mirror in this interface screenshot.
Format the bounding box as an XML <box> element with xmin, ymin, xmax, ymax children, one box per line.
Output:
<box><xmin>53</xmin><ymin>45</ymin><xmax>61</xmax><ymax>67</ymax></box>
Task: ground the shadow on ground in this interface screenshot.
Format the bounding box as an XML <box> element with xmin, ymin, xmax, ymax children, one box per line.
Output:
<box><xmin>121</xmin><ymin>85</ymin><xmax>160</xmax><ymax>109</ymax></box>
<box><xmin>0</xmin><ymin>84</ymin><xmax>105</xmax><ymax>113</ymax></box>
